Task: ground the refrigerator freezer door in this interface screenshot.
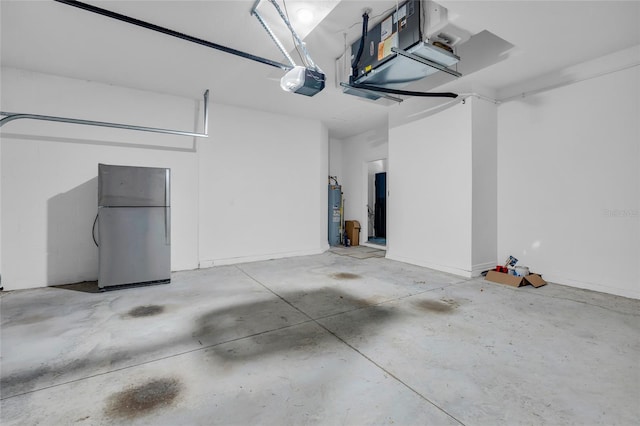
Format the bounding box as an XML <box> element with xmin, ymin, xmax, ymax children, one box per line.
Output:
<box><xmin>98</xmin><ymin>207</ymin><xmax>171</xmax><ymax>288</ymax></box>
<box><xmin>98</xmin><ymin>164</ymin><xmax>170</xmax><ymax>207</ymax></box>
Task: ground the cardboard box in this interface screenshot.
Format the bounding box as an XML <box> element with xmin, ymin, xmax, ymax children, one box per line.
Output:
<box><xmin>345</xmin><ymin>220</ymin><xmax>361</xmax><ymax>246</ymax></box>
<box><xmin>485</xmin><ymin>270</ymin><xmax>547</xmax><ymax>288</ymax></box>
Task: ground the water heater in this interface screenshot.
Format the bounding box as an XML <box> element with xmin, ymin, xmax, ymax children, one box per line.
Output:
<box><xmin>328</xmin><ymin>185</ymin><xmax>342</xmax><ymax>246</ymax></box>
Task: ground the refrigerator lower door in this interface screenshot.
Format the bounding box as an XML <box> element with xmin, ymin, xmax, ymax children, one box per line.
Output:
<box><xmin>98</xmin><ymin>207</ymin><xmax>171</xmax><ymax>289</ymax></box>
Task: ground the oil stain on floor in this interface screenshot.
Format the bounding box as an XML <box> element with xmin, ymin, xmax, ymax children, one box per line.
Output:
<box><xmin>331</xmin><ymin>272</ymin><xmax>361</xmax><ymax>280</ymax></box>
<box><xmin>127</xmin><ymin>305</ymin><xmax>165</xmax><ymax>318</ymax></box>
<box><xmin>105</xmin><ymin>377</ymin><xmax>181</xmax><ymax>419</ymax></box>
<box><xmin>414</xmin><ymin>298</ymin><xmax>459</xmax><ymax>313</ymax></box>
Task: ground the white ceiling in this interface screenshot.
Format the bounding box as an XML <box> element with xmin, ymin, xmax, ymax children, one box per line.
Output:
<box><xmin>2</xmin><ymin>0</ymin><xmax>639</xmax><ymax>138</ymax></box>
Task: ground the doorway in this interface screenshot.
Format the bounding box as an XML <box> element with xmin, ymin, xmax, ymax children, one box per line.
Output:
<box><xmin>366</xmin><ymin>159</ymin><xmax>387</xmax><ymax>247</ymax></box>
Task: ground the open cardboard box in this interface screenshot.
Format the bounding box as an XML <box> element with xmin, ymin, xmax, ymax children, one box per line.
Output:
<box><xmin>485</xmin><ymin>270</ymin><xmax>547</xmax><ymax>288</ymax></box>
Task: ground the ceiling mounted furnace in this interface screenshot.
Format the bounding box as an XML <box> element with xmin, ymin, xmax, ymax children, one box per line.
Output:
<box><xmin>338</xmin><ymin>0</ymin><xmax>471</xmax><ymax>102</ymax></box>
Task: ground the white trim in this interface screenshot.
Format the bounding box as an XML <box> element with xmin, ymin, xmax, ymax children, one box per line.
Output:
<box><xmin>385</xmin><ymin>253</ymin><xmax>473</xmax><ymax>278</ymax></box>
<box><xmin>543</xmin><ymin>274</ymin><xmax>640</xmax><ymax>300</ymax></box>
<box><xmin>361</xmin><ymin>241</ymin><xmax>387</xmax><ymax>251</ymax></box>
<box><xmin>471</xmin><ymin>261</ymin><xmax>496</xmax><ymax>277</ymax></box>
<box><xmin>198</xmin><ymin>259</ymin><xmax>215</xmax><ymax>269</ymax></box>
<box><xmin>199</xmin><ymin>247</ymin><xmax>326</xmax><ymax>269</ymax></box>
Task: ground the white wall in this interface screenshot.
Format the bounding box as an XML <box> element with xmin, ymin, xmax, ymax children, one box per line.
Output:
<box><xmin>387</xmin><ymin>101</ymin><xmax>474</xmax><ymax>275</ymax></box>
<box><xmin>328</xmin><ymin>138</ymin><xmax>343</xmax><ymax>185</ymax></box>
<box><xmin>498</xmin><ymin>65</ymin><xmax>640</xmax><ymax>299</ymax></box>
<box><xmin>0</xmin><ymin>67</ymin><xmax>328</xmax><ymax>290</ymax></box>
<box><xmin>339</xmin><ymin>127</ymin><xmax>388</xmax><ymax>241</ymax></box>
<box><xmin>1</xmin><ymin>68</ymin><xmax>200</xmax><ymax>290</ymax></box>
<box><xmin>198</xmin><ymin>104</ymin><xmax>328</xmax><ymax>266</ymax></box>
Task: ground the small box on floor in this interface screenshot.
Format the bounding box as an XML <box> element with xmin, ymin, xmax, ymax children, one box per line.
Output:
<box><xmin>484</xmin><ymin>270</ymin><xmax>547</xmax><ymax>288</ymax></box>
<box><xmin>345</xmin><ymin>220</ymin><xmax>361</xmax><ymax>246</ymax></box>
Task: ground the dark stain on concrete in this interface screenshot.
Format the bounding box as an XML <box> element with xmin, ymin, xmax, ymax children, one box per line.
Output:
<box><xmin>127</xmin><ymin>305</ymin><xmax>165</xmax><ymax>318</ymax></box>
<box><xmin>55</xmin><ymin>358</ymin><xmax>90</xmax><ymax>378</ymax></box>
<box><xmin>109</xmin><ymin>351</ymin><xmax>132</xmax><ymax>367</ymax></box>
<box><xmin>0</xmin><ymin>356</ymin><xmax>95</xmax><ymax>398</ymax></box>
<box><xmin>331</xmin><ymin>272</ymin><xmax>361</xmax><ymax>280</ymax></box>
<box><xmin>414</xmin><ymin>298</ymin><xmax>458</xmax><ymax>313</ymax></box>
<box><xmin>195</xmin><ymin>288</ymin><xmax>399</xmax><ymax>362</ymax></box>
<box><xmin>105</xmin><ymin>378</ymin><xmax>181</xmax><ymax>419</ymax></box>
<box><xmin>10</xmin><ymin>314</ymin><xmax>51</xmax><ymax>325</ymax></box>
<box><xmin>0</xmin><ymin>365</ymin><xmax>51</xmax><ymax>396</ymax></box>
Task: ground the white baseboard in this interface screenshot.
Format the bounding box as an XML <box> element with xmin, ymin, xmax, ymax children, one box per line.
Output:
<box><xmin>199</xmin><ymin>247</ymin><xmax>325</xmax><ymax>269</ymax></box>
<box><xmin>471</xmin><ymin>261</ymin><xmax>497</xmax><ymax>277</ymax></box>
<box><xmin>361</xmin><ymin>242</ymin><xmax>387</xmax><ymax>251</ymax></box>
<box><xmin>543</xmin><ymin>274</ymin><xmax>640</xmax><ymax>300</ymax></box>
<box><xmin>385</xmin><ymin>253</ymin><xmax>474</xmax><ymax>278</ymax></box>
<box><xmin>198</xmin><ymin>259</ymin><xmax>215</xmax><ymax>269</ymax></box>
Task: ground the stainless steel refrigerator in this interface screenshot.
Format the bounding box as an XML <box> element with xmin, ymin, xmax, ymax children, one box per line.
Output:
<box><xmin>98</xmin><ymin>164</ymin><xmax>171</xmax><ymax>290</ymax></box>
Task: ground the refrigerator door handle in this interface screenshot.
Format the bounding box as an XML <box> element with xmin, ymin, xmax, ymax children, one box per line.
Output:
<box><xmin>164</xmin><ymin>169</ymin><xmax>170</xmax><ymax>245</ymax></box>
<box><xmin>93</xmin><ymin>211</ymin><xmax>100</xmax><ymax>247</ymax></box>
<box><xmin>165</xmin><ymin>207</ymin><xmax>171</xmax><ymax>245</ymax></box>
<box><xmin>165</xmin><ymin>169</ymin><xmax>170</xmax><ymax>207</ymax></box>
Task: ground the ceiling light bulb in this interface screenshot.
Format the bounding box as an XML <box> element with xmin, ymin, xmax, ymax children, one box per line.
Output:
<box><xmin>281</xmin><ymin>66</ymin><xmax>306</xmax><ymax>92</ymax></box>
<box><xmin>297</xmin><ymin>8</ymin><xmax>314</xmax><ymax>24</ymax></box>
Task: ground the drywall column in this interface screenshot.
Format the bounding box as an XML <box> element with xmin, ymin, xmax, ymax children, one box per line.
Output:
<box><xmin>387</xmin><ymin>101</ymin><xmax>473</xmax><ymax>275</ymax></box>
<box><xmin>471</xmin><ymin>98</ymin><xmax>498</xmax><ymax>273</ymax></box>
<box><xmin>387</xmin><ymin>97</ymin><xmax>497</xmax><ymax>276</ymax></box>
<box><xmin>0</xmin><ymin>132</ymin><xmax>2</xmax><ymax>288</ymax></box>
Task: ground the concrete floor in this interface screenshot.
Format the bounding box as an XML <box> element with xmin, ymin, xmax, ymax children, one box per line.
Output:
<box><xmin>1</xmin><ymin>249</ymin><xmax>639</xmax><ymax>425</ymax></box>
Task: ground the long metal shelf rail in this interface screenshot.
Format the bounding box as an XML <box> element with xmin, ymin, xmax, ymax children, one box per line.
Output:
<box><xmin>0</xmin><ymin>90</ymin><xmax>210</xmax><ymax>138</ymax></box>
